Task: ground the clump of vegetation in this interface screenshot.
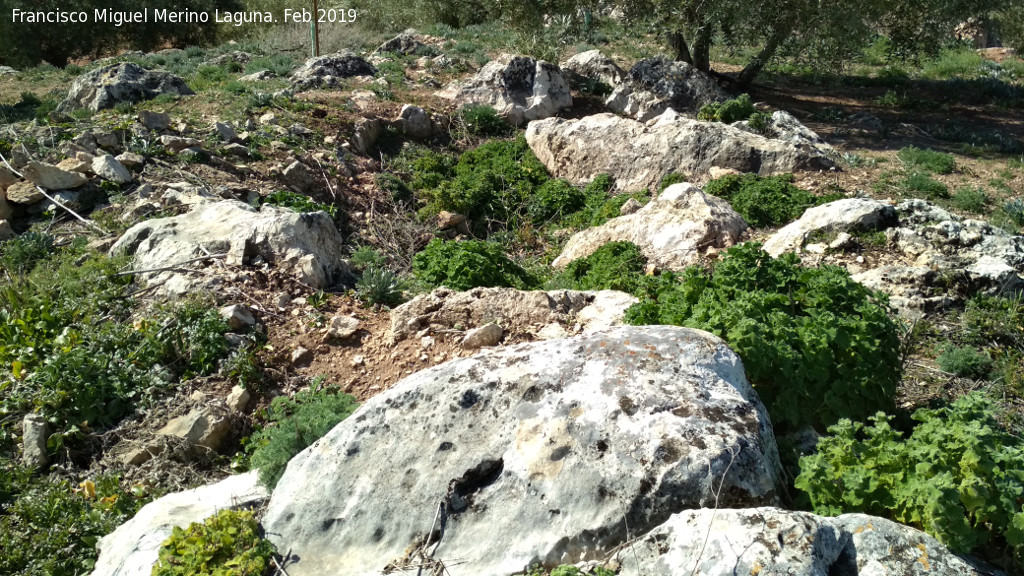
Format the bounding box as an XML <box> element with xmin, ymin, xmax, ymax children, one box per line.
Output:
<box><xmin>356</xmin><ymin>265</ymin><xmax>404</xmax><ymax>307</ymax></box>
<box><xmin>349</xmin><ymin>246</ymin><xmax>387</xmax><ymax>272</ymax></box>
<box><xmin>527</xmin><ymin>179</ymin><xmax>588</xmax><ymax>225</ymax></box>
<box><xmin>376</xmin><ymin>172</ymin><xmax>414</xmax><ymax>204</ymax></box>
<box><xmin>152</xmin><ymin>509</ymin><xmax>276</xmax><ymax>576</ymax></box>
<box><xmin>901</xmin><ymin>172</ymin><xmax>949</xmax><ymax>199</ymax></box>
<box><xmin>625</xmin><ymin>243</ymin><xmax>901</xmax><ymax>429</ymax></box>
<box><xmin>459</xmin><ymin>104</ymin><xmax>512</xmax><ymax>137</ymax></box>
<box><xmin>412</xmin><ymin>239</ymin><xmax>536</xmax><ymax>291</ymax></box>
<box><xmin>1002</xmin><ymin>198</ymin><xmax>1024</xmax><ymax>229</ymax></box>
<box><xmin>698</xmin><ymin>94</ymin><xmax>758</xmax><ymax>124</ymax></box>
<box><xmin>0</xmin><ymin>468</ymin><xmax>148</xmax><ymax>576</ymax></box>
<box><xmin>897</xmin><ymin>146</ymin><xmax>956</xmax><ymax>174</ymax></box>
<box><xmin>937</xmin><ymin>344</ymin><xmax>994</xmax><ymax>380</ymax></box>
<box><xmin>796</xmin><ymin>393</ymin><xmax>1024</xmax><ymax>570</ymax></box>
<box><xmin>557</xmin><ymin>242</ymin><xmax>647</xmax><ymax>293</ymax></box>
<box><xmin>248</xmin><ymin>388</ymin><xmax>359</xmax><ymax>488</ymax></box>
<box><xmin>0</xmin><ymin>231</ymin><xmax>55</xmax><ymax>274</ymax></box>
<box><xmin>952</xmin><ymin>186</ymin><xmax>988</xmax><ymax>213</ymax></box>
<box><xmin>261</xmin><ymin>190</ymin><xmax>337</xmax><ymax>218</ymax></box>
<box><xmin>704</xmin><ymin>173</ymin><xmax>818</xmax><ymax>227</ymax></box>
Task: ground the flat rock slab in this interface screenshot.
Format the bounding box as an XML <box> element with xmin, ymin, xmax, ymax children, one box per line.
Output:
<box><xmin>263</xmin><ymin>326</ymin><xmax>783</xmax><ymax>576</ymax></box>
<box><xmin>615</xmin><ymin>508</ymin><xmax>993</xmax><ymax>576</ymax></box>
<box><xmin>90</xmin><ymin>472</ymin><xmax>268</xmax><ymax>576</ymax></box>
<box><xmin>22</xmin><ymin>161</ymin><xmax>88</xmax><ymax>190</ymax></box>
<box><xmin>526</xmin><ymin>112</ymin><xmax>835</xmax><ymax>193</ymax></box>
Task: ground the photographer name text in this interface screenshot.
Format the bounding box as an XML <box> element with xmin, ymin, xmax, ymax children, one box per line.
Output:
<box><xmin>10</xmin><ymin>8</ymin><xmax>357</xmax><ymax>26</ymax></box>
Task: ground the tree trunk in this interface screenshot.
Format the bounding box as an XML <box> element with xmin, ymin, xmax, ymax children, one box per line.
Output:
<box><xmin>691</xmin><ymin>26</ymin><xmax>713</xmax><ymax>72</ymax></box>
<box><xmin>666</xmin><ymin>31</ymin><xmax>693</xmax><ymax>65</ymax></box>
<box><xmin>736</xmin><ymin>23</ymin><xmax>793</xmax><ymax>87</ymax></box>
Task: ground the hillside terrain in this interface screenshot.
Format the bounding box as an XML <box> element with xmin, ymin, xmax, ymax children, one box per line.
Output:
<box><xmin>2</xmin><ymin>15</ymin><xmax>1024</xmax><ymax>576</ymax></box>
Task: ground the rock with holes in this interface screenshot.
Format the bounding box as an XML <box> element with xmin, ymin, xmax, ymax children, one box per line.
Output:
<box><xmin>109</xmin><ymin>200</ymin><xmax>350</xmax><ymax>297</ymax></box>
<box><xmin>614</xmin><ymin>508</ymin><xmax>991</xmax><ymax>576</ymax></box>
<box><xmin>552</xmin><ymin>183</ymin><xmax>748</xmax><ymax>271</ymax></box>
<box><xmin>57</xmin><ymin>63</ymin><xmax>194</xmax><ymax>114</ymax></box>
<box><xmin>289</xmin><ymin>52</ymin><xmax>377</xmax><ymax>91</ymax></box>
<box><xmin>526</xmin><ymin>112</ymin><xmax>835</xmax><ymax>193</ymax></box>
<box><xmin>605</xmin><ymin>55</ymin><xmax>728</xmax><ymax>122</ymax></box>
<box><xmin>262</xmin><ymin>325</ymin><xmax>783</xmax><ymax>576</ymax></box>
<box><xmin>90</xmin><ymin>472</ymin><xmax>268</xmax><ymax>576</ymax></box>
<box><xmin>436</xmin><ymin>53</ymin><xmax>572</xmax><ymax>126</ymax></box>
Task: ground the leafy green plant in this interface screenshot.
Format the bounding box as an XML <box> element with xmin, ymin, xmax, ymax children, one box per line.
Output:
<box><xmin>704</xmin><ymin>173</ymin><xmax>817</xmax><ymax>227</ymax></box>
<box><xmin>527</xmin><ymin>179</ymin><xmax>588</xmax><ymax>224</ymax></box>
<box><xmin>248</xmin><ymin>388</ymin><xmax>359</xmax><ymax>488</ymax></box>
<box><xmin>897</xmin><ymin>146</ymin><xmax>956</xmax><ymax>174</ymax></box>
<box><xmin>356</xmin><ymin>265</ymin><xmax>404</xmax><ymax>307</ymax></box>
<box><xmin>698</xmin><ymin>94</ymin><xmax>757</xmax><ymax>123</ymax></box>
<box><xmin>952</xmin><ymin>186</ymin><xmax>988</xmax><ymax>213</ymax></box>
<box><xmin>796</xmin><ymin>393</ymin><xmax>1024</xmax><ymax>569</ymax></box>
<box><xmin>459</xmin><ymin>104</ymin><xmax>511</xmax><ymax>137</ymax></box>
<box><xmin>152</xmin><ymin>508</ymin><xmax>275</xmax><ymax>576</ymax></box>
<box><xmin>557</xmin><ymin>241</ymin><xmax>647</xmax><ymax>293</ymax></box>
<box><xmin>937</xmin><ymin>344</ymin><xmax>994</xmax><ymax>380</ymax></box>
<box><xmin>349</xmin><ymin>246</ymin><xmax>386</xmax><ymax>272</ymax></box>
<box><xmin>625</xmin><ymin>243</ymin><xmax>901</xmax><ymax>429</ymax></box>
<box><xmin>412</xmin><ymin>239</ymin><xmax>536</xmax><ymax>291</ymax></box>
<box><xmin>261</xmin><ymin>190</ymin><xmax>337</xmax><ymax>218</ymax></box>
<box><xmin>0</xmin><ymin>231</ymin><xmax>55</xmax><ymax>274</ymax></box>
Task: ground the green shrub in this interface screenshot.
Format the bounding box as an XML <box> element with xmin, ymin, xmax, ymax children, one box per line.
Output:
<box><xmin>625</xmin><ymin>243</ymin><xmax>901</xmax><ymax>429</ymax></box>
<box><xmin>406</xmin><ymin>149</ymin><xmax>457</xmax><ymax>192</ymax></box>
<box><xmin>0</xmin><ymin>231</ymin><xmax>55</xmax><ymax>274</ymax></box>
<box><xmin>657</xmin><ymin>172</ymin><xmax>687</xmax><ymax>193</ymax></box>
<box><xmin>897</xmin><ymin>146</ymin><xmax>956</xmax><ymax>174</ymax></box>
<box><xmin>459</xmin><ymin>104</ymin><xmax>511</xmax><ymax>137</ymax></box>
<box><xmin>796</xmin><ymin>393</ymin><xmax>1024</xmax><ymax>567</ymax></box>
<box><xmin>698</xmin><ymin>94</ymin><xmax>757</xmax><ymax>124</ymax></box>
<box><xmin>960</xmin><ymin>295</ymin><xmax>1024</xmax><ymax>350</ymax></box>
<box><xmin>413</xmin><ymin>239</ymin><xmax>536</xmax><ymax>291</ymax></box>
<box><xmin>901</xmin><ymin>172</ymin><xmax>949</xmax><ymax>199</ymax></box>
<box><xmin>527</xmin><ymin>179</ymin><xmax>587</xmax><ymax>224</ymax></box>
<box><xmin>558</xmin><ymin>241</ymin><xmax>647</xmax><ymax>293</ymax></box>
<box><xmin>1003</xmin><ymin>198</ymin><xmax>1024</xmax><ymax>227</ymax></box>
<box><xmin>0</xmin><ymin>467</ymin><xmax>147</xmax><ymax>576</ymax></box>
<box><xmin>245</xmin><ymin>54</ymin><xmax>296</xmax><ymax>77</ymax></box>
<box><xmin>937</xmin><ymin>344</ymin><xmax>994</xmax><ymax>380</ymax></box>
<box><xmin>356</xmin><ymin>265</ymin><xmax>404</xmax><ymax>307</ymax></box>
<box><xmin>349</xmin><ymin>246</ymin><xmax>387</xmax><ymax>272</ymax></box>
<box><xmin>152</xmin><ymin>509</ymin><xmax>275</xmax><ymax>576</ymax></box>
<box><xmin>261</xmin><ymin>190</ymin><xmax>337</xmax><ymax>218</ymax></box>
<box><xmin>704</xmin><ymin>173</ymin><xmax>817</xmax><ymax>227</ymax></box>
<box><xmin>952</xmin><ymin>186</ymin><xmax>988</xmax><ymax>213</ymax></box>
<box><xmin>376</xmin><ymin>172</ymin><xmax>414</xmax><ymax>204</ymax></box>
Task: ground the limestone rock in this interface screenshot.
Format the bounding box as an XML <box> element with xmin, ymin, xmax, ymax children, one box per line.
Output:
<box><xmin>214</xmin><ymin>121</ymin><xmax>238</xmax><ymax>143</ymax></box>
<box><xmin>220</xmin><ymin>304</ymin><xmax>256</xmax><ymax>330</ymax></box>
<box><xmin>619</xmin><ymin>197</ymin><xmax>642</xmax><ymax>215</ymax></box>
<box><xmin>21</xmin><ymin>414</ymin><xmax>49</xmax><ymax>469</ymax></box>
<box><xmin>526</xmin><ymin>113</ymin><xmax>835</xmax><ymax>193</ymax></box>
<box><xmin>158</xmin><ymin>135</ymin><xmax>201</xmax><ymax>153</ymax></box>
<box><xmin>1</xmin><ymin>164</ymin><xmax>21</xmax><ymax>190</ymax></box>
<box><xmin>615</xmin><ymin>508</ymin><xmax>990</xmax><ymax>576</ymax></box>
<box><xmin>461</xmin><ymin>322</ymin><xmax>503</xmax><ymax>348</ymax></box>
<box><xmin>605</xmin><ymin>55</ymin><xmax>728</xmax><ymax>121</ymax></box>
<box><xmin>110</xmin><ymin>200</ymin><xmax>351</xmax><ymax>296</ymax></box>
<box><xmin>22</xmin><ymin>161</ymin><xmax>88</xmax><ymax>190</ymax></box>
<box><xmin>262</xmin><ymin>326</ymin><xmax>783</xmax><ymax>576</ymax></box>
<box><xmin>157</xmin><ymin>407</ymin><xmax>232</xmax><ymax>451</ymax></box>
<box><xmin>327</xmin><ymin>314</ymin><xmax>360</xmax><ymax>339</ymax></box>
<box><xmin>90</xmin><ymin>472</ymin><xmax>268</xmax><ymax>576</ymax></box>
<box><xmin>226</xmin><ymin>386</ymin><xmax>251</xmax><ymax>413</ymax></box>
<box><xmin>560</xmin><ymin>49</ymin><xmax>624</xmax><ymax>91</ymax></box>
<box><xmin>57</xmin><ymin>63</ymin><xmax>193</xmax><ymax>114</ymax></box>
<box><xmin>763</xmin><ymin>198</ymin><xmax>898</xmax><ymax>256</ymax></box>
<box><xmin>374</xmin><ymin>32</ymin><xmax>428</xmax><ymax>56</ymax></box>
<box><xmin>57</xmin><ymin>157</ymin><xmax>90</xmax><ymax>174</ymax></box>
<box><xmin>395</xmin><ymin>104</ymin><xmax>432</xmax><ymax>140</ymax></box>
<box><xmin>436</xmin><ymin>53</ymin><xmax>572</xmax><ymax>126</ymax></box>
<box><xmin>0</xmin><ymin>219</ymin><xmax>13</xmax><ymax>240</ymax></box>
<box><xmin>283</xmin><ymin>160</ymin><xmax>316</xmax><ymax>193</ymax></box>
<box><xmin>352</xmin><ymin>118</ymin><xmax>384</xmax><ymax>155</ymax></box>
<box><xmin>137</xmin><ymin>110</ymin><xmax>171</xmax><ymax>130</ymax></box>
<box><xmin>390</xmin><ymin>287</ymin><xmax>636</xmax><ymax>340</ymax></box>
<box><xmin>92</xmin><ymin>155</ymin><xmax>132</xmax><ymax>184</ymax></box>
<box><xmin>553</xmin><ymin>183</ymin><xmax>748</xmax><ymax>271</ymax></box>
<box><xmin>290</xmin><ymin>52</ymin><xmax>377</xmax><ymax>91</ymax></box>
<box><xmin>115</xmin><ymin>152</ymin><xmax>145</xmax><ymax>168</ymax></box>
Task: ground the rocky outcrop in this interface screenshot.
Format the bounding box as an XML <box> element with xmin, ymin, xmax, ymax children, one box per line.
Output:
<box><xmin>553</xmin><ymin>183</ymin><xmax>748</xmax><ymax>271</ymax></box>
<box><xmin>90</xmin><ymin>472</ymin><xmax>268</xmax><ymax>576</ymax></box>
<box><xmin>526</xmin><ymin>112</ymin><xmax>836</xmax><ymax>193</ymax></box>
<box><xmin>560</xmin><ymin>50</ymin><xmax>624</xmax><ymax>90</ymax></box>
<box><xmin>290</xmin><ymin>52</ymin><xmax>378</xmax><ymax>90</ymax></box>
<box><xmin>110</xmin><ymin>200</ymin><xmax>351</xmax><ymax>296</ymax></box>
<box><xmin>390</xmin><ymin>286</ymin><xmax>637</xmax><ymax>341</ymax></box>
<box><xmin>764</xmin><ymin>198</ymin><xmax>898</xmax><ymax>256</ymax></box>
<box><xmin>436</xmin><ymin>54</ymin><xmax>572</xmax><ymax>126</ymax></box>
<box><xmin>615</xmin><ymin>508</ymin><xmax>992</xmax><ymax>576</ymax></box>
<box><xmin>605</xmin><ymin>55</ymin><xmax>727</xmax><ymax>121</ymax></box>
<box><xmin>57</xmin><ymin>63</ymin><xmax>193</xmax><ymax>114</ymax></box>
<box><xmin>262</xmin><ymin>326</ymin><xmax>783</xmax><ymax>576</ymax></box>
<box><xmin>21</xmin><ymin>161</ymin><xmax>88</xmax><ymax>190</ymax></box>
<box><xmin>374</xmin><ymin>32</ymin><xmax>428</xmax><ymax>56</ymax></box>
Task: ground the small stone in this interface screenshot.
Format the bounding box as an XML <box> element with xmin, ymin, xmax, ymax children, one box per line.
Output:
<box><xmin>437</xmin><ymin>210</ymin><xmax>466</xmax><ymax>230</ymax></box>
<box><xmin>158</xmin><ymin>135</ymin><xmax>202</xmax><ymax>153</ymax></box>
<box><xmin>214</xmin><ymin>121</ymin><xmax>238</xmax><ymax>142</ymax></box>
<box><xmin>0</xmin><ymin>220</ymin><xmax>14</xmax><ymax>241</ymax></box>
<box><xmin>274</xmin><ymin>292</ymin><xmax>291</xmax><ymax>308</ymax></box>
<box><xmin>56</xmin><ymin>157</ymin><xmax>90</xmax><ymax>173</ymax></box>
<box><xmin>138</xmin><ymin>110</ymin><xmax>171</xmax><ymax>130</ymax></box>
<box><xmin>5</xmin><ymin>181</ymin><xmax>44</xmax><ymax>204</ymax></box>
<box><xmin>619</xmin><ymin>198</ymin><xmax>642</xmax><ymax>215</ymax></box>
<box><xmin>708</xmin><ymin>166</ymin><xmax>743</xmax><ymax>180</ymax></box>
<box><xmin>220</xmin><ymin>304</ymin><xmax>256</xmax><ymax>330</ymax></box>
<box><xmin>92</xmin><ymin>155</ymin><xmax>133</xmax><ymax>184</ymax></box>
<box><xmin>291</xmin><ymin>346</ymin><xmax>313</xmax><ymax>366</ymax></box>
<box><xmin>222</xmin><ymin>143</ymin><xmax>250</xmax><ymax>158</ymax></box>
<box><xmin>158</xmin><ymin>408</ymin><xmax>232</xmax><ymax>451</ymax></box>
<box><xmin>259</xmin><ymin>112</ymin><xmax>277</xmax><ymax>125</ymax></box>
<box><xmin>226</xmin><ymin>385</ymin><xmax>251</xmax><ymax>413</ymax></box>
<box><xmin>22</xmin><ymin>161</ymin><xmax>88</xmax><ymax>190</ymax></box>
<box><xmin>115</xmin><ymin>151</ymin><xmax>145</xmax><ymax>168</ymax></box>
<box><xmin>396</xmin><ymin>104</ymin><xmax>432</xmax><ymax>140</ymax></box>
<box><xmin>327</xmin><ymin>314</ymin><xmax>360</xmax><ymax>339</ymax></box>
<box><xmin>21</xmin><ymin>413</ymin><xmax>49</xmax><ymax>469</ymax></box>
<box><xmin>829</xmin><ymin>232</ymin><xmax>853</xmax><ymax>250</ymax></box>
<box><xmin>536</xmin><ymin>323</ymin><xmax>569</xmax><ymax>340</ymax></box>
<box><xmin>0</xmin><ymin>164</ymin><xmax>18</xmax><ymax>189</ymax></box>
<box><xmin>421</xmin><ymin>336</ymin><xmax>435</xmax><ymax>349</ymax></box>
<box><xmin>351</xmin><ymin>355</ymin><xmax>365</xmax><ymax>367</ymax></box>
<box><xmin>190</xmin><ymin>391</ymin><xmax>208</xmax><ymax>402</ymax></box>
<box><xmin>461</xmin><ymin>323</ymin><xmax>504</xmax><ymax>349</ymax></box>
<box><xmin>804</xmin><ymin>243</ymin><xmax>826</xmax><ymax>254</ymax></box>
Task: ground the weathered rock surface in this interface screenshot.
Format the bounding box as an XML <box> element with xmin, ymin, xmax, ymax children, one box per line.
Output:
<box><xmin>57</xmin><ymin>63</ymin><xmax>194</xmax><ymax>114</ymax></box>
<box><xmin>137</xmin><ymin>110</ymin><xmax>170</xmax><ymax>131</ymax></box>
<box><xmin>436</xmin><ymin>53</ymin><xmax>572</xmax><ymax>126</ymax></box>
<box><xmin>327</xmin><ymin>314</ymin><xmax>360</xmax><ymax>339</ymax></box>
<box><xmin>220</xmin><ymin>304</ymin><xmax>256</xmax><ymax>330</ymax></box>
<box><xmin>374</xmin><ymin>32</ymin><xmax>428</xmax><ymax>56</ymax></box>
<box><xmin>90</xmin><ymin>472</ymin><xmax>268</xmax><ymax>576</ymax></box>
<box><xmin>157</xmin><ymin>406</ymin><xmax>233</xmax><ymax>452</ymax></box>
<box><xmin>263</xmin><ymin>326</ymin><xmax>783</xmax><ymax>576</ymax></box>
<box><xmin>6</xmin><ymin>181</ymin><xmax>45</xmax><ymax>204</ymax></box>
<box><xmin>560</xmin><ymin>49</ymin><xmax>624</xmax><ymax>90</ymax></box>
<box><xmin>764</xmin><ymin>198</ymin><xmax>898</xmax><ymax>256</ymax></box>
<box><xmin>526</xmin><ymin>112</ymin><xmax>835</xmax><ymax>192</ymax></box>
<box><xmin>615</xmin><ymin>508</ymin><xmax>991</xmax><ymax>576</ymax></box>
<box><xmin>553</xmin><ymin>183</ymin><xmax>748</xmax><ymax>271</ymax></box>
<box><xmin>22</xmin><ymin>161</ymin><xmax>88</xmax><ymax>190</ymax></box>
<box><xmin>605</xmin><ymin>55</ymin><xmax>727</xmax><ymax>121</ymax></box>
<box><xmin>290</xmin><ymin>52</ymin><xmax>377</xmax><ymax>90</ymax></box>
<box><xmin>21</xmin><ymin>414</ymin><xmax>49</xmax><ymax>469</ymax></box>
<box><xmin>390</xmin><ymin>287</ymin><xmax>637</xmax><ymax>341</ymax></box>
<box><xmin>92</xmin><ymin>155</ymin><xmax>132</xmax><ymax>184</ymax></box>
<box><xmin>110</xmin><ymin>200</ymin><xmax>351</xmax><ymax>296</ymax></box>
<box><xmin>461</xmin><ymin>322</ymin><xmax>503</xmax><ymax>348</ymax></box>
<box><xmin>395</xmin><ymin>104</ymin><xmax>432</xmax><ymax>140</ymax></box>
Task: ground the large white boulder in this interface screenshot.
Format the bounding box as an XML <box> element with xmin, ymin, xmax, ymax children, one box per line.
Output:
<box><xmin>57</xmin><ymin>63</ymin><xmax>193</xmax><ymax>114</ymax></box>
<box><xmin>289</xmin><ymin>52</ymin><xmax>378</xmax><ymax>90</ymax></box>
<box><xmin>552</xmin><ymin>183</ymin><xmax>748</xmax><ymax>271</ymax></box>
<box><xmin>436</xmin><ymin>53</ymin><xmax>572</xmax><ymax>126</ymax></box>
<box><xmin>262</xmin><ymin>326</ymin><xmax>783</xmax><ymax>576</ymax></box>
<box><xmin>763</xmin><ymin>198</ymin><xmax>898</xmax><ymax>256</ymax></box>
<box><xmin>605</xmin><ymin>55</ymin><xmax>727</xmax><ymax>121</ymax></box>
